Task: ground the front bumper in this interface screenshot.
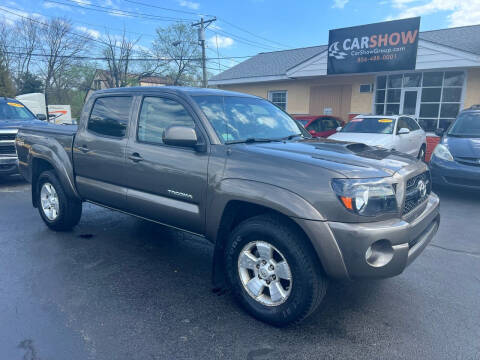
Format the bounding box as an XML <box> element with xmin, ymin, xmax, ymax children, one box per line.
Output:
<box><xmin>430</xmin><ymin>155</ymin><xmax>480</xmax><ymax>190</ymax></box>
<box><xmin>0</xmin><ymin>157</ymin><xmax>19</xmax><ymax>176</ymax></box>
<box><xmin>295</xmin><ymin>193</ymin><xmax>440</xmax><ymax>279</ymax></box>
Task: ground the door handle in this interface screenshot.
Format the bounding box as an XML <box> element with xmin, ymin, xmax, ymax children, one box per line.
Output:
<box><xmin>128</xmin><ymin>152</ymin><xmax>143</xmax><ymax>162</ymax></box>
<box><xmin>78</xmin><ymin>145</ymin><xmax>90</xmax><ymax>153</ymax></box>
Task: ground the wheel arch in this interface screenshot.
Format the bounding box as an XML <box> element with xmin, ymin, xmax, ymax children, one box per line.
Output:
<box><xmin>30</xmin><ymin>145</ymin><xmax>80</xmax><ymax>207</ymax></box>
<box><xmin>208</xmin><ymin>179</ymin><xmax>327</xmax><ymax>288</ymax></box>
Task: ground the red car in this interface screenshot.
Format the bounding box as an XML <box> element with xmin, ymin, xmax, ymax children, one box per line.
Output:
<box><xmin>293</xmin><ymin>115</ymin><xmax>344</xmax><ymax>138</ymax></box>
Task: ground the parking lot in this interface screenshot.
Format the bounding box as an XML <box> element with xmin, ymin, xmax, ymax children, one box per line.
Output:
<box><xmin>1</xmin><ymin>176</ymin><xmax>479</xmax><ymax>360</ymax></box>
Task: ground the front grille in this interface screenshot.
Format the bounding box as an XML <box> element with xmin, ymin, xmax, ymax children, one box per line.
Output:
<box><xmin>0</xmin><ymin>145</ymin><xmax>16</xmax><ymax>155</ymax></box>
<box><xmin>0</xmin><ymin>133</ymin><xmax>16</xmax><ymax>141</ymax></box>
<box><xmin>455</xmin><ymin>157</ymin><xmax>480</xmax><ymax>167</ymax></box>
<box><xmin>445</xmin><ymin>176</ymin><xmax>480</xmax><ymax>188</ymax></box>
<box><xmin>403</xmin><ymin>171</ymin><xmax>431</xmax><ymax>215</ymax></box>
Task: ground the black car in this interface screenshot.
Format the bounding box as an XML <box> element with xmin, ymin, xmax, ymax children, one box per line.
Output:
<box><xmin>0</xmin><ymin>97</ymin><xmax>46</xmax><ymax>177</ymax></box>
<box><xmin>430</xmin><ymin>106</ymin><xmax>480</xmax><ymax>190</ymax></box>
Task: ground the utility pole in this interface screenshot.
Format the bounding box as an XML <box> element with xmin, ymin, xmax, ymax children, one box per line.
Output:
<box><xmin>192</xmin><ymin>17</ymin><xmax>216</xmax><ymax>88</ymax></box>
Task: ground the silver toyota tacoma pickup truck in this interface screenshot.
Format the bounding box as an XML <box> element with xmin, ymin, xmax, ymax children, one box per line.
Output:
<box><xmin>16</xmin><ymin>87</ymin><xmax>440</xmax><ymax>326</ymax></box>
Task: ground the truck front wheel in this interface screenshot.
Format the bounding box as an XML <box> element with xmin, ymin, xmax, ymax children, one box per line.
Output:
<box><xmin>225</xmin><ymin>214</ymin><xmax>327</xmax><ymax>326</ymax></box>
<box><xmin>37</xmin><ymin>170</ymin><xmax>82</xmax><ymax>231</ymax></box>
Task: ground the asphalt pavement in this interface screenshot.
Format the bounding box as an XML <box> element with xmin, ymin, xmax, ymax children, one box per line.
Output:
<box><xmin>0</xmin><ymin>176</ymin><xmax>479</xmax><ymax>360</ymax></box>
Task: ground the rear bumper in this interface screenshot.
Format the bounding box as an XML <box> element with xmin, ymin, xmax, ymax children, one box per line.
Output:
<box><xmin>430</xmin><ymin>156</ymin><xmax>480</xmax><ymax>190</ymax></box>
<box><xmin>295</xmin><ymin>193</ymin><xmax>440</xmax><ymax>280</ymax></box>
<box><xmin>0</xmin><ymin>157</ymin><xmax>19</xmax><ymax>175</ymax></box>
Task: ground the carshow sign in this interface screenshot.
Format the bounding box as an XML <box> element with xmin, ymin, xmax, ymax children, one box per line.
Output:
<box><xmin>327</xmin><ymin>17</ymin><xmax>420</xmax><ymax>75</ymax></box>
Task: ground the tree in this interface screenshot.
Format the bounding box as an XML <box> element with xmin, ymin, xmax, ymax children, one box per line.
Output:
<box><xmin>16</xmin><ymin>72</ymin><xmax>43</xmax><ymax>95</ymax></box>
<box><xmin>39</xmin><ymin>18</ymin><xmax>90</xmax><ymax>103</ymax></box>
<box><xmin>0</xmin><ymin>50</ymin><xmax>15</xmax><ymax>97</ymax></box>
<box><xmin>152</xmin><ymin>23</ymin><xmax>201</xmax><ymax>86</ymax></box>
<box><xmin>102</xmin><ymin>30</ymin><xmax>139</xmax><ymax>88</ymax></box>
<box><xmin>14</xmin><ymin>18</ymin><xmax>40</xmax><ymax>80</ymax></box>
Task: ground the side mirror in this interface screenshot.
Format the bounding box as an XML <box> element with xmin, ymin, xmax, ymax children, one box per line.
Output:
<box><xmin>435</xmin><ymin>128</ymin><xmax>445</xmax><ymax>137</ymax></box>
<box><xmin>163</xmin><ymin>126</ymin><xmax>199</xmax><ymax>148</ymax></box>
<box><xmin>36</xmin><ymin>114</ymin><xmax>47</xmax><ymax>121</ymax></box>
<box><xmin>308</xmin><ymin>129</ymin><xmax>316</xmax><ymax>135</ymax></box>
<box><xmin>336</xmin><ymin>126</ymin><xmax>342</xmax><ymax>132</ymax></box>
<box><xmin>398</xmin><ymin>127</ymin><xmax>410</xmax><ymax>135</ymax></box>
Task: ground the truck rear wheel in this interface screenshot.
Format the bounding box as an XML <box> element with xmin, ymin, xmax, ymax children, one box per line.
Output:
<box><xmin>37</xmin><ymin>170</ymin><xmax>82</xmax><ymax>231</ymax></box>
<box><xmin>225</xmin><ymin>214</ymin><xmax>327</xmax><ymax>326</ymax></box>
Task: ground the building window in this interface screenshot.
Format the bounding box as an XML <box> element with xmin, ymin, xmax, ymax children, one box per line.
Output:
<box><xmin>374</xmin><ymin>71</ymin><xmax>465</xmax><ymax>131</ymax></box>
<box><xmin>269</xmin><ymin>91</ymin><xmax>287</xmax><ymax>111</ymax></box>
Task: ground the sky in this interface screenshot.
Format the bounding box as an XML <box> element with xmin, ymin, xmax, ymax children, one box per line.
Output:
<box><xmin>1</xmin><ymin>0</ymin><xmax>480</xmax><ymax>73</ymax></box>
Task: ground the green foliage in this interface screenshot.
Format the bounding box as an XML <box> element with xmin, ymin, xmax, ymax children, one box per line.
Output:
<box><xmin>0</xmin><ymin>51</ymin><xmax>15</xmax><ymax>97</ymax></box>
<box><xmin>153</xmin><ymin>23</ymin><xmax>202</xmax><ymax>86</ymax></box>
<box><xmin>16</xmin><ymin>72</ymin><xmax>43</xmax><ymax>95</ymax></box>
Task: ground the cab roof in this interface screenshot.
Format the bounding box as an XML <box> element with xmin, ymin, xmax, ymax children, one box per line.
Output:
<box><xmin>94</xmin><ymin>86</ymin><xmax>258</xmax><ymax>98</ymax></box>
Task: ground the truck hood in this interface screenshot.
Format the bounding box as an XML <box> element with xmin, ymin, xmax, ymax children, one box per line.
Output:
<box><xmin>0</xmin><ymin>119</ymin><xmax>46</xmax><ymax>129</ymax></box>
<box><xmin>328</xmin><ymin>132</ymin><xmax>393</xmax><ymax>149</ymax></box>
<box><xmin>238</xmin><ymin>138</ymin><xmax>417</xmax><ymax>178</ymax></box>
<box><xmin>443</xmin><ymin>136</ymin><xmax>480</xmax><ymax>158</ymax></box>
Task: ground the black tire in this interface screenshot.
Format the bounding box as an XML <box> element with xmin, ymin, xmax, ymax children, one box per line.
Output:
<box><xmin>418</xmin><ymin>144</ymin><xmax>426</xmax><ymax>161</ymax></box>
<box><xmin>225</xmin><ymin>214</ymin><xmax>327</xmax><ymax>326</ymax></box>
<box><xmin>37</xmin><ymin>170</ymin><xmax>82</xmax><ymax>231</ymax></box>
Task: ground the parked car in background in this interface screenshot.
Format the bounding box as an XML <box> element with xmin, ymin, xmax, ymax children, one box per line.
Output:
<box><xmin>293</xmin><ymin>115</ymin><xmax>344</xmax><ymax>138</ymax></box>
<box><xmin>16</xmin><ymin>87</ymin><xmax>440</xmax><ymax>326</ymax></box>
<box><xmin>0</xmin><ymin>97</ymin><xmax>46</xmax><ymax>178</ymax></box>
<box><xmin>328</xmin><ymin>115</ymin><xmax>427</xmax><ymax>160</ymax></box>
<box><xmin>430</xmin><ymin>106</ymin><xmax>480</xmax><ymax>190</ymax></box>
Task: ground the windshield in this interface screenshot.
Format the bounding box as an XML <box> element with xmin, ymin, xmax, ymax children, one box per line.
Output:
<box><xmin>297</xmin><ymin>119</ymin><xmax>309</xmax><ymax>126</ymax></box>
<box><xmin>447</xmin><ymin>112</ymin><xmax>480</xmax><ymax>137</ymax></box>
<box><xmin>341</xmin><ymin>117</ymin><xmax>395</xmax><ymax>134</ymax></box>
<box><xmin>0</xmin><ymin>101</ymin><xmax>36</xmax><ymax>121</ymax></box>
<box><xmin>192</xmin><ymin>95</ymin><xmax>303</xmax><ymax>142</ymax></box>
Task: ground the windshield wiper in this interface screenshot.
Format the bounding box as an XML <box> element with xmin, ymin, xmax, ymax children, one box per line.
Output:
<box><xmin>225</xmin><ymin>137</ymin><xmax>275</xmax><ymax>144</ymax></box>
<box><xmin>279</xmin><ymin>133</ymin><xmax>304</xmax><ymax>141</ymax></box>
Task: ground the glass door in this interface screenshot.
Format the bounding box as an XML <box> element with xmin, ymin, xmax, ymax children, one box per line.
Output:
<box><xmin>400</xmin><ymin>89</ymin><xmax>420</xmax><ymax>117</ymax></box>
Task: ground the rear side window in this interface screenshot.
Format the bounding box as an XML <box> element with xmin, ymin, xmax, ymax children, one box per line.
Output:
<box><xmin>137</xmin><ymin>97</ymin><xmax>196</xmax><ymax>145</ymax></box>
<box><xmin>88</xmin><ymin>96</ymin><xmax>133</xmax><ymax>138</ymax></box>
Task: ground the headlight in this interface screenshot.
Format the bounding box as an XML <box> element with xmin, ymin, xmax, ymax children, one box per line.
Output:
<box><xmin>331</xmin><ymin>178</ymin><xmax>398</xmax><ymax>216</ymax></box>
<box><xmin>432</xmin><ymin>144</ymin><xmax>453</xmax><ymax>161</ymax></box>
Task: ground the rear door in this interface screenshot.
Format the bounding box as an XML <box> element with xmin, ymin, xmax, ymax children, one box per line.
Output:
<box><xmin>73</xmin><ymin>95</ymin><xmax>133</xmax><ymax>208</ymax></box>
<box><xmin>124</xmin><ymin>94</ymin><xmax>209</xmax><ymax>234</ymax></box>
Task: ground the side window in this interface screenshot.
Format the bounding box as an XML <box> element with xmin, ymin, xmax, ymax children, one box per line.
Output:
<box><xmin>397</xmin><ymin>117</ymin><xmax>409</xmax><ymax>133</ymax></box>
<box><xmin>88</xmin><ymin>96</ymin><xmax>132</xmax><ymax>138</ymax></box>
<box><xmin>406</xmin><ymin>117</ymin><xmax>420</xmax><ymax>130</ymax></box>
<box><xmin>322</xmin><ymin>117</ymin><xmax>339</xmax><ymax>130</ymax></box>
<box><xmin>309</xmin><ymin>119</ymin><xmax>322</xmax><ymax>132</ymax></box>
<box><xmin>137</xmin><ymin>97</ymin><xmax>196</xmax><ymax>145</ymax></box>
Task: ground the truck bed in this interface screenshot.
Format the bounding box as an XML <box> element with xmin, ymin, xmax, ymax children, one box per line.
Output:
<box><xmin>16</xmin><ymin>123</ymin><xmax>78</xmax><ymax>184</ymax></box>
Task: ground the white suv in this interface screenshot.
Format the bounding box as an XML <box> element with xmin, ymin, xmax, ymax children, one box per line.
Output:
<box><xmin>328</xmin><ymin>115</ymin><xmax>427</xmax><ymax>160</ymax></box>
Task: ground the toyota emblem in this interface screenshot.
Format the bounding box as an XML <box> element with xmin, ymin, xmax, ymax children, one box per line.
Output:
<box><xmin>417</xmin><ymin>179</ymin><xmax>427</xmax><ymax>198</ymax></box>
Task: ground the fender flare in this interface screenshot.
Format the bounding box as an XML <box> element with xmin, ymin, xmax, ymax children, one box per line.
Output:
<box><xmin>29</xmin><ymin>143</ymin><xmax>80</xmax><ymax>203</ymax></box>
<box><xmin>206</xmin><ymin>178</ymin><xmax>325</xmax><ymax>242</ymax></box>
<box><xmin>207</xmin><ymin>179</ymin><xmax>328</xmax><ymax>289</ymax></box>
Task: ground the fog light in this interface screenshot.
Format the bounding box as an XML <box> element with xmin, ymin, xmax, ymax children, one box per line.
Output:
<box><xmin>365</xmin><ymin>240</ymin><xmax>394</xmax><ymax>267</ymax></box>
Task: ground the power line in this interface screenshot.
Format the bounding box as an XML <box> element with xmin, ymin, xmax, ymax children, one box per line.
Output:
<box><xmin>3</xmin><ymin>50</ymin><xmax>253</xmax><ymax>61</ymax></box>
<box><xmin>207</xmin><ymin>28</ymin><xmax>279</xmax><ymax>51</ymax></box>
<box><xmin>123</xmin><ymin>0</ymin><xmax>214</xmax><ymax>17</ymax></box>
<box><xmin>46</xmin><ymin>0</ymin><xmax>195</xmax><ymax>22</ymax></box>
<box><xmin>119</xmin><ymin>0</ymin><xmax>291</xmax><ymax>50</ymax></box>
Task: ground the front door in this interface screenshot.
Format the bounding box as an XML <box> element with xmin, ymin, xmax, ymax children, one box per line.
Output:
<box><xmin>124</xmin><ymin>95</ymin><xmax>209</xmax><ymax>235</ymax></box>
<box><xmin>400</xmin><ymin>89</ymin><xmax>420</xmax><ymax>117</ymax></box>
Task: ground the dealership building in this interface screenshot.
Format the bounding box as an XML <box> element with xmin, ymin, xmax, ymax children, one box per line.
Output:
<box><xmin>209</xmin><ymin>23</ymin><xmax>480</xmax><ymax>133</ymax></box>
